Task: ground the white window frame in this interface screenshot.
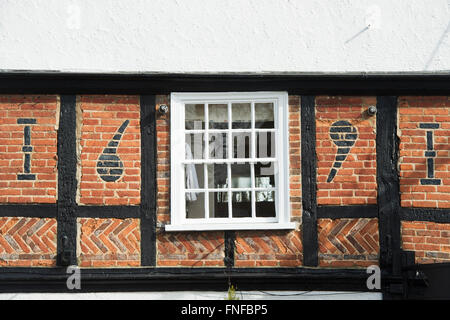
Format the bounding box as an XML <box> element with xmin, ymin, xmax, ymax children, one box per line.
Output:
<box><xmin>166</xmin><ymin>91</ymin><xmax>295</xmax><ymax>231</ymax></box>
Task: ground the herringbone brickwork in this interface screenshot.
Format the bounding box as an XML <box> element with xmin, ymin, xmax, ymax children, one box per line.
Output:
<box><xmin>402</xmin><ymin>221</ymin><xmax>450</xmax><ymax>264</ymax></box>
<box><xmin>0</xmin><ymin>217</ymin><xmax>57</xmax><ymax>266</ymax></box>
<box><xmin>78</xmin><ymin>218</ymin><xmax>140</xmax><ymax>267</ymax></box>
<box><xmin>235</xmin><ymin>230</ymin><xmax>302</xmax><ymax>267</ymax></box>
<box><xmin>318</xmin><ymin>218</ymin><xmax>379</xmax><ymax>267</ymax></box>
<box><xmin>157</xmin><ymin>232</ymin><xmax>225</xmax><ymax>267</ymax></box>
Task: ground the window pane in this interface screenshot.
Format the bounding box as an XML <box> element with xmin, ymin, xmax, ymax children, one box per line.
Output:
<box><xmin>232</xmin><ymin>132</ymin><xmax>252</xmax><ymax>158</ymax></box>
<box><xmin>185</xmin><ymin>164</ymin><xmax>204</xmax><ymax>189</ymax></box>
<box><xmin>231</xmin><ymin>163</ymin><xmax>251</xmax><ymax>188</ymax></box>
<box><xmin>255</xmin><ymin>103</ymin><xmax>274</xmax><ymax>128</ymax></box>
<box><xmin>256</xmin><ymin>131</ymin><xmax>275</xmax><ymax>158</ymax></box>
<box><xmin>207</xmin><ymin>163</ymin><xmax>228</xmax><ymax>189</ymax></box>
<box><xmin>186</xmin><ymin>192</ymin><xmax>205</xmax><ymax>219</ymax></box>
<box><xmin>232</xmin><ymin>192</ymin><xmax>252</xmax><ymax>217</ymax></box>
<box><xmin>209</xmin><ymin>192</ymin><xmax>229</xmax><ymax>218</ymax></box>
<box><xmin>254</xmin><ymin>162</ymin><xmax>275</xmax><ymax>188</ymax></box>
<box><xmin>209</xmin><ymin>104</ymin><xmax>228</xmax><ymax>129</ymax></box>
<box><xmin>256</xmin><ymin>191</ymin><xmax>275</xmax><ymax>217</ymax></box>
<box><xmin>209</xmin><ymin>132</ymin><xmax>227</xmax><ymax>159</ymax></box>
<box><xmin>186</xmin><ymin>133</ymin><xmax>204</xmax><ymax>159</ymax></box>
<box><xmin>232</xmin><ymin>103</ymin><xmax>251</xmax><ymax>129</ymax></box>
<box><xmin>185</xmin><ymin>104</ymin><xmax>205</xmax><ymax>130</ymax></box>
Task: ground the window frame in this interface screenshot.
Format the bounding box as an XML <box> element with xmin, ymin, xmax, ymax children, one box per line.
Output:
<box><xmin>166</xmin><ymin>91</ymin><xmax>295</xmax><ymax>231</ymax></box>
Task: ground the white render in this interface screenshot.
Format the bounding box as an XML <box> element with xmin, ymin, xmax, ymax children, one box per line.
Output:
<box><xmin>0</xmin><ymin>0</ymin><xmax>449</xmax><ymax>74</ymax></box>
<box><xmin>0</xmin><ymin>291</ymin><xmax>382</xmax><ymax>300</ymax></box>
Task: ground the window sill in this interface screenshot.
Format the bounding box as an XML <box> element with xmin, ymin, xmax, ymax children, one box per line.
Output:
<box><xmin>164</xmin><ymin>222</ymin><xmax>297</xmax><ymax>232</ymax></box>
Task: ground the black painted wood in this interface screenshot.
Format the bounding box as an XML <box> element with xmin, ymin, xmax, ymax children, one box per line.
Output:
<box><xmin>0</xmin><ymin>204</ymin><xmax>57</xmax><ymax>218</ymax></box>
<box><xmin>0</xmin><ymin>267</ymin><xmax>371</xmax><ymax>293</ymax></box>
<box><xmin>400</xmin><ymin>208</ymin><xmax>450</xmax><ymax>223</ymax></box>
<box><xmin>56</xmin><ymin>95</ymin><xmax>78</xmax><ymax>266</ymax></box>
<box><xmin>376</xmin><ymin>96</ymin><xmax>401</xmax><ymax>279</ymax></box>
<box><xmin>0</xmin><ymin>73</ymin><xmax>450</xmax><ymax>95</ymax></box>
<box><xmin>224</xmin><ymin>231</ymin><xmax>235</xmax><ymax>268</ymax></box>
<box><xmin>301</xmin><ymin>95</ymin><xmax>318</xmax><ymax>267</ymax></box>
<box><xmin>140</xmin><ymin>95</ymin><xmax>157</xmax><ymax>266</ymax></box>
<box><xmin>75</xmin><ymin>205</ymin><xmax>140</xmax><ymax>218</ymax></box>
<box><xmin>317</xmin><ymin>205</ymin><xmax>378</xmax><ymax>219</ymax></box>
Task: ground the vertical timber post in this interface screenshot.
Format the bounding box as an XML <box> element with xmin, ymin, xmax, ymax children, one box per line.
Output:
<box><xmin>301</xmin><ymin>95</ymin><xmax>318</xmax><ymax>267</ymax></box>
<box><xmin>57</xmin><ymin>95</ymin><xmax>78</xmax><ymax>266</ymax></box>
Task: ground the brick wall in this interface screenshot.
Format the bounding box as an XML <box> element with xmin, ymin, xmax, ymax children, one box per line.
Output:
<box><xmin>78</xmin><ymin>95</ymin><xmax>141</xmax><ymax>206</ymax></box>
<box><xmin>402</xmin><ymin>221</ymin><xmax>450</xmax><ymax>264</ymax></box>
<box><xmin>235</xmin><ymin>230</ymin><xmax>302</xmax><ymax>267</ymax></box>
<box><xmin>289</xmin><ymin>95</ymin><xmax>302</xmax><ymax>221</ymax></box>
<box><xmin>155</xmin><ymin>95</ymin><xmax>170</xmax><ymax>224</ymax></box>
<box><xmin>398</xmin><ymin>96</ymin><xmax>450</xmax><ymax>208</ymax></box>
<box><xmin>0</xmin><ymin>217</ymin><xmax>57</xmax><ymax>266</ymax></box>
<box><xmin>78</xmin><ymin>218</ymin><xmax>140</xmax><ymax>267</ymax></box>
<box><xmin>318</xmin><ymin>218</ymin><xmax>379</xmax><ymax>267</ymax></box>
<box><xmin>157</xmin><ymin>232</ymin><xmax>225</xmax><ymax>267</ymax></box>
<box><xmin>0</xmin><ymin>95</ymin><xmax>58</xmax><ymax>204</ymax></box>
<box><xmin>0</xmin><ymin>93</ymin><xmax>448</xmax><ymax>271</ymax></box>
<box><xmin>316</xmin><ymin>96</ymin><xmax>377</xmax><ymax>205</ymax></box>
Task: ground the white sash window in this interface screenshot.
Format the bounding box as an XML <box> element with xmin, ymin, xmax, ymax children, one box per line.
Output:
<box><xmin>166</xmin><ymin>92</ymin><xmax>294</xmax><ymax>231</ymax></box>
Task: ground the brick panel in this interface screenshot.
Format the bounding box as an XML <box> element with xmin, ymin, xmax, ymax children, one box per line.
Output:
<box><xmin>318</xmin><ymin>218</ymin><xmax>379</xmax><ymax>267</ymax></box>
<box><xmin>157</xmin><ymin>232</ymin><xmax>225</xmax><ymax>267</ymax></box>
<box><xmin>78</xmin><ymin>95</ymin><xmax>141</xmax><ymax>206</ymax></box>
<box><xmin>401</xmin><ymin>221</ymin><xmax>450</xmax><ymax>264</ymax></box>
<box><xmin>316</xmin><ymin>96</ymin><xmax>377</xmax><ymax>205</ymax></box>
<box><xmin>156</xmin><ymin>95</ymin><xmax>170</xmax><ymax>224</ymax></box>
<box><xmin>235</xmin><ymin>230</ymin><xmax>302</xmax><ymax>267</ymax></box>
<box><xmin>0</xmin><ymin>95</ymin><xmax>58</xmax><ymax>204</ymax></box>
<box><xmin>289</xmin><ymin>95</ymin><xmax>302</xmax><ymax>221</ymax></box>
<box><xmin>398</xmin><ymin>96</ymin><xmax>450</xmax><ymax>208</ymax></box>
<box><xmin>0</xmin><ymin>217</ymin><xmax>57</xmax><ymax>266</ymax></box>
<box><xmin>78</xmin><ymin>218</ymin><xmax>140</xmax><ymax>267</ymax></box>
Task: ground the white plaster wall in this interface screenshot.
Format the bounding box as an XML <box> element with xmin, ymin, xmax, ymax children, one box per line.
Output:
<box><xmin>0</xmin><ymin>0</ymin><xmax>449</xmax><ymax>73</ymax></box>
<box><xmin>0</xmin><ymin>291</ymin><xmax>382</xmax><ymax>300</ymax></box>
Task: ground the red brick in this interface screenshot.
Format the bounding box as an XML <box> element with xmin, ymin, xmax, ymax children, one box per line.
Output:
<box><xmin>0</xmin><ymin>95</ymin><xmax>58</xmax><ymax>204</ymax></box>
<box><xmin>78</xmin><ymin>95</ymin><xmax>141</xmax><ymax>206</ymax></box>
<box><xmin>315</xmin><ymin>96</ymin><xmax>377</xmax><ymax>205</ymax></box>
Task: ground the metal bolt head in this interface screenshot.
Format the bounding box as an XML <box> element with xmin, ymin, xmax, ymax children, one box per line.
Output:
<box><xmin>159</xmin><ymin>104</ymin><xmax>169</xmax><ymax>114</ymax></box>
<box><xmin>368</xmin><ymin>106</ymin><xmax>377</xmax><ymax>116</ymax></box>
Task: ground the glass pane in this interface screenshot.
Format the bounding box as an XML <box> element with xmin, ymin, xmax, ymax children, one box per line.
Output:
<box><xmin>232</xmin><ymin>103</ymin><xmax>251</xmax><ymax>129</ymax></box>
<box><xmin>256</xmin><ymin>191</ymin><xmax>275</xmax><ymax>217</ymax></box>
<box><xmin>208</xmin><ymin>132</ymin><xmax>227</xmax><ymax>159</ymax></box>
<box><xmin>185</xmin><ymin>104</ymin><xmax>205</xmax><ymax>130</ymax></box>
<box><xmin>232</xmin><ymin>192</ymin><xmax>252</xmax><ymax>218</ymax></box>
<box><xmin>232</xmin><ymin>132</ymin><xmax>252</xmax><ymax>158</ymax></box>
<box><xmin>185</xmin><ymin>164</ymin><xmax>204</xmax><ymax>189</ymax></box>
<box><xmin>186</xmin><ymin>133</ymin><xmax>204</xmax><ymax>159</ymax></box>
<box><xmin>209</xmin><ymin>192</ymin><xmax>229</xmax><ymax>218</ymax></box>
<box><xmin>255</xmin><ymin>103</ymin><xmax>274</xmax><ymax>128</ymax></box>
<box><xmin>208</xmin><ymin>104</ymin><xmax>228</xmax><ymax>129</ymax></box>
<box><xmin>207</xmin><ymin>164</ymin><xmax>228</xmax><ymax>189</ymax></box>
<box><xmin>231</xmin><ymin>163</ymin><xmax>251</xmax><ymax>188</ymax></box>
<box><xmin>186</xmin><ymin>192</ymin><xmax>205</xmax><ymax>219</ymax></box>
<box><xmin>254</xmin><ymin>162</ymin><xmax>275</xmax><ymax>188</ymax></box>
<box><xmin>256</xmin><ymin>131</ymin><xmax>275</xmax><ymax>158</ymax></box>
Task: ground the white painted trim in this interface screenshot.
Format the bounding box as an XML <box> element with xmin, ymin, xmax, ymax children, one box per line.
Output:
<box><xmin>170</xmin><ymin>91</ymin><xmax>290</xmax><ymax>232</ymax></box>
<box><xmin>165</xmin><ymin>222</ymin><xmax>297</xmax><ymax>232</ymax></box>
